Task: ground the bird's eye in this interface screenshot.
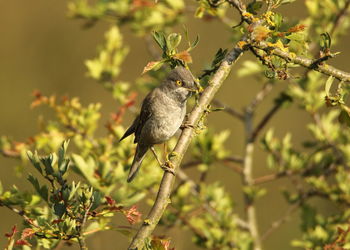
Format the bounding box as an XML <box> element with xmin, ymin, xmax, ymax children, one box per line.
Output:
<box><xmin>176</xmin><ymin>80</ymin><xmax>183</xmax><ymax>86</ymax></box>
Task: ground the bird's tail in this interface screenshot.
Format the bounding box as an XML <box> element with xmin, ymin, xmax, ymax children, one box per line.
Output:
<box><xmin>127</xmin><ymin>144</ymin><xmax>149</xmax><ymax>182</ymax></box>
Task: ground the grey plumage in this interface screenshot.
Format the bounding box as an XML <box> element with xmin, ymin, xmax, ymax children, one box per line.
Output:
<box><xmin>120</xmin><ymin>66</ymin><xmax>196</xmax><ymax>182</ymax></box>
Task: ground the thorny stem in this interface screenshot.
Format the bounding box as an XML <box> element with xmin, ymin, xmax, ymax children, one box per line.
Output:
<box><xmin>128</xmin><ymin>40</ymin><xmax>246</xmax><ymax>250</ymax></box>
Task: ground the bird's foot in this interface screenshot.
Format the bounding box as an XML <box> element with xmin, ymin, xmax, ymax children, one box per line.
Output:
<box><xmin>180</xmin><ymin>123</ymin><xmax>195</xmax><ymax>130</ymax></box>
<box><xmin>161</xmin><ymin>160</ymin><xmax>176</xmax><ymax>176</ymax></box>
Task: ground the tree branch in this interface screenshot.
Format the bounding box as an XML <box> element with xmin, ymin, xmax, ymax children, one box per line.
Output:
<box><xmin>242</xmin><ymin>110</ymin><xmax>262</xmax><ymax>250</ymax></box>
<box><xmin>254</xmin><ymin>42</ymin><xmax>350</xmax><ymax>82</ymax></box>
<box><xmin>128</xmin><ymin>40</ymin><xmax>246</xmax><ymax>250</ymax></box>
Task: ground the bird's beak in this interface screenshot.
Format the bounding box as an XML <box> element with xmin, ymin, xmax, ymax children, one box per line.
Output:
<box><xmin>188</xmin><ymin>79</ymin><xmax>203</xmax><ymax>93</ymax></box>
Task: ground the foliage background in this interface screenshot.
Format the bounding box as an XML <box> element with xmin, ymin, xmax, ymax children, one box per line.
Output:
<box><xmin>0</xmin><ymin>0</ymin><xmax>350</xmax><ymax>249</ymax></box>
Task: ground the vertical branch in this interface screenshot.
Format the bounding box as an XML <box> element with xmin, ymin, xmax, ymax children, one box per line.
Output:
<box><xmin>243</xmin><ymin>110</ymin><xmax>263</xmax><ymax>250</ymax></box>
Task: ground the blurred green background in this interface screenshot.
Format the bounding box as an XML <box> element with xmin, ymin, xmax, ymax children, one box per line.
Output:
<box><xmin>1</xmin><ymin>1</ymin><xmax>350</xmax><ymax>249</ymax></box>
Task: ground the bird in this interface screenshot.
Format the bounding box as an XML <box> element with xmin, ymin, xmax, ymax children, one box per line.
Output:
<box><xmin>120</xmin><ymin>66</ymin><xmax>197</xmax><ymax>182</ymax></box>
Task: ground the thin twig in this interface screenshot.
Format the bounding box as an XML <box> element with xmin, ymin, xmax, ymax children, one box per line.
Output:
<box><xmin>261</xmin><ymin>190</ymin><xmax>316</xmax><ymax>241</ymax></box>
<box><xmin>182</xmin><ymin>155</ymin><xmax>244</xmax><ymax>170</ymax></box>
<box><xmin>128</xmin><ymin>39</ymin><xmax>247</xmax><ymax>250</ymax></box>
<box><xmin>247</xmin><ymin>82</ymin><xmax>274</xmax><ymax>114</ymax></box>
<box><xmin>0</xmin><ymin>201</ymin><xmax>39</xmax><ymax>228</ymax></box>
<box><xmin>261</xmin><ymin>201</ymin><xmax>299</xmax><ymax>241</ymax></box>
<box><xmin>251</xmin><ymin>93</ymin><xmax>286</xmax><ymax>142</ymax></box>
<box><xmin>330</xmin><ymin>0</ymin><xmax>350</xmax><ymax>36</ymax></box>
<box><xmin>253</xmin><ymin>170</ymin><xmax>292</xmax><ymax>185</ymax></box>
<box><xmin>212</xmin><ymin>99</ymin><xmax>244</xmax><ymax>120</ymax></box>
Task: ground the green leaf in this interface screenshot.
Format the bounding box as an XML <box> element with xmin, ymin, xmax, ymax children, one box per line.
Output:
<box><xmin>190</xmin><ymin>35</ymin><xmax>200</xmax><ymax>50</ymax></box>
<box><xmin>53</xmin><ymin>203</ymin><xmax>66</xmax><ymax>218</ymax></box>
<box><xmin>27</xmin><ymin>151</ymin><xmax>43</xmax><ymax>175</ymax></box>
<box><xmin>194</xmin><ymin>6</ymin><xmax>205</xmax><ymax>18</ymax></box>
<box><xmin>91</xmin><ymin>190</ymin><xmax>103</xmax><ymax>210</ymax></box>
<box><xmin>338</xmin><ymin>110</ymin><xmax>350</xmax><ymax>126</ymax></box>
<box><xmin>40</xmin><ymin>155</ymin><xmax>56</xmax><ymax>175</ymax></box>
<box><xmin>281</xmin><ymin>0</ymin><xmax>296</xmax><ymax>4</ymax></box>
<box><xmin>142</xmin><ymin>60</ymin><xmax>165</xmax><ymax>74</ymax></box>
<box><xmin>273</xmin><ymin>12</ymin><xmax>283</xmax><ymax>29</ymax></box>
<box><xmin>324</xmin><ymin>76</ymin><xmax>334</xmax><ymax>96</ymax></box>
<box><xmin>28</xmin><ymin>174</ymin><xmax>48</xmax><ymax>202</ymax></box>
<box><xmin>69</xmin><ymin>181</ymin><xmax>81</xmax><ymax>201</ymax></box>
<box><xmin>152</xmin><ymin>31</ymin><xmax>167</xmax><ymax>51</ymax></box>
<box><xmin>58</xmin><ymin>140</ymin><xmax>70</xmax><ymax>175</ymax></box>
<box><xmin>166</xmin><ymin>33</ymin><xmax>182</xmax><ymax>52</ymax></box>
<box><xmin>247</xmin><ymin>1</ymin><xmax>263</xmax><ymax>15</ymax></box>
<box><xmin>237</xmin><ymin>60</ymin><xmax>262</xmax><ymax>78</ymax></box>
<box><xmin>320</xmin><ymin>32</ymin><xmax>331</xmax><ymax>50</ymax></box>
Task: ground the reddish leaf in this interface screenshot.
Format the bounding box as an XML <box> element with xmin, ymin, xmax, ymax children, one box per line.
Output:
<box><xmin>105</xmin><ymin>196</ymin><xmax>116</xmax><ymax>206</ymax></box>
<box><xmin>142</xmin><ymin>61</ymin><xmax>163</xmax><ymax>74</ymax></box>
<box><xmin>110</xmin><ymin>92</ymin><xmax>138</xmax><ymax>125</ymax></box>
<box><xmin>287</xmin><ymin>24</ymin><xmax>306</xmax><ymax>33</ymax></box>
<box><xmin>4</xmin><ymin>225</ymin><xmax>18</xmax><ymax>238</ymax></box>
<box><xmin>15</xmin><ymin>239</ymin><xmax>31</xmax><ymax>246</ymax></box>
<box><xmin>132</xmin><ymin>0</ymin><xmax>154</xmax><ymax>9</ymax></box>
<box><xmin>21</xmin><ymin>228</ymin><xmax>35</xmax><ymax>240</ymax></box>
<box><xmin>124</xmin><ymin>205</ymin><xmax>142</xmax><ymax>224</ymax></box>
<box><xmin>52</xmin><ymin>219</ymin><xmax>64</xmax><ymax>224</ymax></box>
<box><xmin>174</xmin><ymin>50</ymin><xmax>192</xmax><ymax>63</ymax></box>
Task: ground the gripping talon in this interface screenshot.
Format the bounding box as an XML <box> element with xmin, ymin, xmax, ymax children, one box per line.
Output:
<box><xmin>180</xmin><ymin>123</ymin><xmax>195</xmax><ymax>130</ymax></box>
<box><xmin>161</xmin><ymin>161</ymin><xmax>176</xmax><ymax>175</ymax></box>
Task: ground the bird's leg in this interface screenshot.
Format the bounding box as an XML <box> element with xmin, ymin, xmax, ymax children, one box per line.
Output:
<box><xmin>150</xmin><ymin>146</ymin><xmax>175</xmax><ymax>175</ymax></box>
<box><xmin>150</xmin><ymin>146</ymin><xmax>163</xmax><ymax>167</ymax></box>
<box><xmin>163</xmin><ymin>143</ymin><xmax>167</xmax><ymax>161</ymax></box>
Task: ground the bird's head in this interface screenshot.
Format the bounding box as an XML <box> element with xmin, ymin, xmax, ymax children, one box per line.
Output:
<box><xmin>162</xmin><ymin>66</ymin><xmax>198</xmax><ymax>103</ymax></box>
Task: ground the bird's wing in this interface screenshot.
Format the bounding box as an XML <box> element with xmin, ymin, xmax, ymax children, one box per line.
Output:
<box><xmin>119</xmin><ymin>115</ymin><xmax>140</xmax><ymax>142</ymax></box>
<box><xmin>119</xmin><ymin>91</ymin><xmax>153</xmax><ymax>143</ymax></box>
<box><xmin>134</xmin><ymin>93</ymin><xmax>153</xmax><ymax>143</ymax></box>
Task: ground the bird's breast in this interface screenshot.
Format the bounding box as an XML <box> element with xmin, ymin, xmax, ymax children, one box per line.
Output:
<box><xmin>143</xmin><ymin>102</ymin><xmax>186</xmax><ymax>145</ymax></box>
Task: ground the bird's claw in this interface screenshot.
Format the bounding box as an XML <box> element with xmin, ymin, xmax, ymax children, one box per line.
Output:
<box><xmin>180</xmin><ymin>123</ymin><xmax>195</xmax><ymax>130</ymax></box>
<box><xmin>161</xmin><ymin>160</ymin><xmax>176</xmax><ymax>176</ymax></box>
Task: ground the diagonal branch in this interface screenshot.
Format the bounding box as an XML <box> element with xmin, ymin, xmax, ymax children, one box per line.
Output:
<box><xmin>128</xmin><ymin>40</ymin><xmax>247</xmax><ymax>250</ymax></box>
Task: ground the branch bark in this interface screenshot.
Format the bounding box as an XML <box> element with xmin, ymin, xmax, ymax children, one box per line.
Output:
<box><xmin>128</xmin><ymin>41</ymin><xmax>246</xmax><ymax>250</ymax></box>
